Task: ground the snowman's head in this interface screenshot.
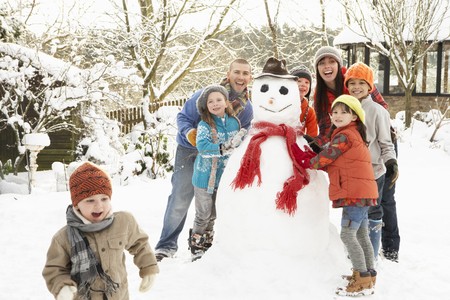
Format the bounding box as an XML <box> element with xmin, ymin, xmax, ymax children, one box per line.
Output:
<box><xmin>251</xmin><ymin>57</ymin><xmax>301</xmax><ymax>126</ymax></box>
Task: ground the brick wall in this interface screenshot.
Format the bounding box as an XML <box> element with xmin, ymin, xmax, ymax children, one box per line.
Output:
<box><xmin>384</xmin><ymin>95</ymin><xmax>448</xmax><ymax>118</ymax></box>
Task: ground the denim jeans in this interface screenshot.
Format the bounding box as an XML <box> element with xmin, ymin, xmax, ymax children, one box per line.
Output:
<box><xmin>368</xmin><ymin>175</ymin><xmax>385</xmax><ymax>220</ymax></box>
<box><xmin>368</xmin><ymin>175</ymin><xmax>385</xmax><ymax>259</ymax></box>
<box><xmin>381</xmin><ymin>171</ymin><xmax>400</xmax><ymax>252</ymax></box>
<box><xmin>192</xmin><ymin>186</ymin><xmax>217</xmax><ymax>234</ymax></box>
<box><xmin>341</xmin><ymin>206</ymin><xmax>369</xmax><ymax>229</ymax></box>
<box><xmin>155</xmin><ymin>145</ymin><xmax>198</xmax><ymax>255</ymax></box>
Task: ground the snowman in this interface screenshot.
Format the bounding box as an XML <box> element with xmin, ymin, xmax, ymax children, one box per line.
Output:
<box><xmin>215</xmin><ymin>57</ymin><xmax>343</xmax><ymax>260</ymax></box>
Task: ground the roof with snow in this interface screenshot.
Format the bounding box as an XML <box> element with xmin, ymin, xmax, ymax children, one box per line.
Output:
<box><xmin>334</xmin><ymin>22</ymin><xmax>450</xmax><ymax>46</ymax></box>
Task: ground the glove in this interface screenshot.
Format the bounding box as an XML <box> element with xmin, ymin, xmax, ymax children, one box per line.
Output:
<box><xmin>56</xmin><ymin>285</ymin><xmax>77</xmax><ymax>300</ymax></box>
<box><xmin>385</xmin><ymin>159</ymin><xmax>399</xmax><ymax>189</ymax></box>
<box><xmin>220</xmin><ymin>143</ymin><xmax>234</xmax><ymax>156</ymax></box>
<box><xmin>139</xmin><ymin>274</ymin><xmax>156</xmax><ymax>293</ymax></box>
<box><xmin>303</xmin><ymin>134</ymin><xmax>322</xmax><ymax>154</ymax></box>
<box><xmin>230</xmin><ymin>128</ymin><xmax>247</xmax><ymax>148</ymax></box>
<box><xmin>291</xmin><ymin>143</ymin><xmax>316</xmax><ymax>169</ymax></box>
<box><xmin>186</xmin><ymin>129</ymin><xmax>197</xmax><ymax>147</ymax></box>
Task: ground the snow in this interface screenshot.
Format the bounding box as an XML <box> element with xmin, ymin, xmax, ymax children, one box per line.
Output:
<box><xmin>0</xmin><ymin>43</ymin><xmax>83</xmax><ymax>86</ymax></box>
<box><xmin>1</xmin><ymin>113</ymin><xmax>450</xmax><ymax>299</ymax></box>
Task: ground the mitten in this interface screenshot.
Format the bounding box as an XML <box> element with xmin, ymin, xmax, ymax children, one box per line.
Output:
<box><xmin>186</xmin><ymin>129</ymin><xmax>197</xmax><ymax>147</ymax></box>
<box><xmin>139</xmin><ymin>274</ymin><xmax>156</xmax><ymax>293</ymax></box>
<box><xmin>291</xmin><ymin>143</ymin><xmax>317</xmax><ymax>169</ymax></box>
<box><xmin>220</xmin><ymin>143</ymin><xmax>234</xmax><ymax>156</ymax></box>
<box><xmin>56</xmin><ymin>285</ymin><xmax>77</xmax><ymax>300</ymax></box>
<box><xmin>231</xmin><ymin>128</ymin><xmax>248</xmax><ymax>148</ymax></box>
<box><xmin>303</xmin><ymin>134</ymin><xmax>322</xmax><ymax>154</ymax></box>
<box><xmin>385</xmin><ymin>159</ymin><xmax>399</xmax><ymax>189</ymax></box>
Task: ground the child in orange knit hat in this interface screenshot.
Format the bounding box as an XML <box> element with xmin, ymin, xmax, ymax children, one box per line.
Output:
<box><xmin>43</xmin><ymin>162</ymin><xmax>159</xmax><ymax>300</ymax></box>
<box><xmin>344</xmin><ymin>62</ymin><xmax>398</xmax><ymax>264</ymax></box>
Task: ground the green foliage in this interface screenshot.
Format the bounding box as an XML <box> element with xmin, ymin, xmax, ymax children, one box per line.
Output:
<box><xmin>138</xmin><ymin>131</ymin><xmax>173</xmax><ymax>177</ymax></box>
<box><xmin>0</xmin><ymin>159</ymin><xmax>13</xmax><ymax>179</ymax></box>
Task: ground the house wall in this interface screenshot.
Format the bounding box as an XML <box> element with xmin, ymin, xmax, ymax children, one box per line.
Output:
<box><xmin>384</xmin><ymin>95</ymin><xmax>447</xmax><ymax>118</ymax></box>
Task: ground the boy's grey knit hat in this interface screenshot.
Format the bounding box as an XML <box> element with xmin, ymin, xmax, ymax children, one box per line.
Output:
<box><xmin>290</xmin><ymin>65</ymin><xmax>312</xmax><ymax>83</ymax></box>
<box><xmin>314</xmin><ymin>46</ymin><xmax>343</xmax><ymax>67</ymax></box>
<box><xmin>196</xmin><ymin>85</ymin><xmax>229</xmax><ymax>114</ymax></box>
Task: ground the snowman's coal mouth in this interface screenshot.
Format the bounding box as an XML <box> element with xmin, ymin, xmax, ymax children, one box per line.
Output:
<box><xmin>259</xmin><ymin>104</ymin><xmax>292</xmax><ymax>113</ymax></box>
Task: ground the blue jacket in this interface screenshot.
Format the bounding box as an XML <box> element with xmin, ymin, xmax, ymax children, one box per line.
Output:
<box><xmin>192</xmin><ymin>114</ymin><xmax>240</xmax><ymax>190</ymax></box>
<box><xmin>176</xmin><ymin>88</ymin><xmax>253</xmax><ymax>149</ymax></box>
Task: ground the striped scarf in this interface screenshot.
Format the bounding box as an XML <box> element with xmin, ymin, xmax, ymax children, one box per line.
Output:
<box><xmin>220</xmin><ymin>78</ymin><xmax>249</xmax><ymax>115</ymax></box>
<box><xmin>66</xmin><ymin>205</ymin><xmax>119</xmax><ymax>300</ymax></box>
<box><xmin>207</xmin><ymin>127</ymin><xmax>219</xmax><ymax>194</ymax></box>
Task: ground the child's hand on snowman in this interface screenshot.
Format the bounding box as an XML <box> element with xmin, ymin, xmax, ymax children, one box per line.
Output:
<box><xmin>231</xmin><ymin>128</ymin><xmax>247</xmax><ymax>148</ymax></box>
<box><xmin>221</xmin><ymin>128</ymin><xmax>247</xmax><ymax>156</ymax></box>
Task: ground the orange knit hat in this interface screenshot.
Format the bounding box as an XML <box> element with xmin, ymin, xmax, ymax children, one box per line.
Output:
<box><xmin>344</xmin><ymin>62</ymin><xmax>374</xmax><ymax>92</ymax></box>
<box><xmin>69</xmin><ymin>162</ymin><xmax>112</xmax><ymax>206</ymax></box>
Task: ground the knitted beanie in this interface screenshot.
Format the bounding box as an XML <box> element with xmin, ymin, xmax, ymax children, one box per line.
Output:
<box><xmin>344</xmin><ymin>62</ymin><xmax>374</xmax><ymax>92</ymax></box>
<box><xmin>332</xmin><ymin>95</ymin><xmax>365</xmax><ymax>124</ymax></box>
<box><xmin>290</xmin><ymin>65</ymin><xmax>313</xmax><ymax>98</ymax></box>
<box><xmin>69</xmin><ymin>162</ymin><xmax>112</xmax><ymax>206</ymax></box>
<box><xmin>290</xmin><ymin>65</ymin><xmax>312</xmax><ymax>83</ymax></box>
<box><xmin>314</xmin><ymin>46</ymin><xmax>343</xmax><ymax>67</ymax></box>
<box><xmin>196</xmin><ymin>85</ymin><xmax>229</xmax><ymax>114</ymax></box>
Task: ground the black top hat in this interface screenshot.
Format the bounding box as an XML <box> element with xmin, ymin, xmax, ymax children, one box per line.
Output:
<box><xmin>254</xmin><ymin>57</ymin><xmax>297</xmax><ymax>79</ymax></box>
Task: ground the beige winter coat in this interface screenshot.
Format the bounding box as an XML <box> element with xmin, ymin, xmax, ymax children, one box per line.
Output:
<box><xmin>42</xmin><ymin>211</ymin><xmax>159</xmax><ymax>299</ymax></box>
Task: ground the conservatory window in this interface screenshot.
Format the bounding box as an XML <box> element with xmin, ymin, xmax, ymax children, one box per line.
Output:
<box><xmin>369</xmin><ymin>51</ymin><xmax>384</xmax><ymax>93</ymax></box>
<box><xmin>416</xmin><ymin>44</ymin><xmax>438</xmax><ymax>93</ymax></box>
<box><xmin>441</xmin><ymin>43</ymin><xmax>450</xmax><ymax>94</ymax></box>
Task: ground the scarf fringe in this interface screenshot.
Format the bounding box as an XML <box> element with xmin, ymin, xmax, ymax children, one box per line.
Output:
<box><xmin>231</xmin><ymin>133</ymin><xmax>265</xmax><ymax>189</ymax></box>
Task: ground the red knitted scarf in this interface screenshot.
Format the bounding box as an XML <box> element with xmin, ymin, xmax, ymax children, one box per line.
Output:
<box><xmin>231</xmin><ymin>121</ymin><xmax>312</xmax><ymax>215</ymax></box>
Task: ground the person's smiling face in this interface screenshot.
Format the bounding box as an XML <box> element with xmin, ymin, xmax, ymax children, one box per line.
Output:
<box><xmin>206</xmin><ymin>91</ymin><xmax>228</xmax><ymax>117</ymax></box>
<box><xmin>76</xmin><ymin>194</ymin><xmax>112</xmax><ymax>223</ymax></box>
<box><xmin>227</xmin><ymin>62</ymin><xmax>252</xmax><ymax>94</ymax></box>
<box><xmin>347</xmin><ymin>78</ymin><xmax>371</xmax><ymax>101</ymax></box>
<box><xmin>317</xmin><ymin>56</ymin><xmax>339</xmax><ymax>88</ymax></box>
<box><xmin>330</xmin><ymin>103</ymin><xmax>357</xmax><ymax>128</ymax></box>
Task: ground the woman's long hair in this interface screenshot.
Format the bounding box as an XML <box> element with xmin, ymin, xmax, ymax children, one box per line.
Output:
<box><xmin>314</xmin><ymin>63</ymin><xmax>345</xmax><ymax>121</ymax></box>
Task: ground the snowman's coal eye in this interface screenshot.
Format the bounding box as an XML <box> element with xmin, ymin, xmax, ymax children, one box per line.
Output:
<box><xmin>279</xmin><ymin>86</ymin><xmax>288</xmax><ymax>95</ymax></box>
<box><xmin>260</xmin><ymin>84</ymin><xmax>269</xmax><ymax>93</ymax></box>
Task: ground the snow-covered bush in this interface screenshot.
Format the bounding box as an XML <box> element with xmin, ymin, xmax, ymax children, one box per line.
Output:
<box><xmin>119</xmin><ymin>107</ymin><xmax>179</xmax><ymax>182</ymax></box>
<box><xmin>75</xmin><ymin>105</ymin><xmax>125</xmax><ymax>167</ymax></box>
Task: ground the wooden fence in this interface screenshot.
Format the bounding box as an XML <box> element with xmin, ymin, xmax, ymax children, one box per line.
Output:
<box><xmin>107</xmin><ymin>98</ymin><xmax>188</xmax><ymax>134</ymax></box>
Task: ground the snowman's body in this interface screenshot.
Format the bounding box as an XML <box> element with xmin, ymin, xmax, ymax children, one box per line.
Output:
<box><xmin>216</xmin><ymin>74</ymin><xmax>341</xmax><ymax>259</ymax></box>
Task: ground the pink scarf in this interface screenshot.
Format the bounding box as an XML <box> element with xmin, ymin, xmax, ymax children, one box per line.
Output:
<box><xmin>231</xmin><ymin>121</ymin><xmax>314</xmax><ymax>215</ymax></box>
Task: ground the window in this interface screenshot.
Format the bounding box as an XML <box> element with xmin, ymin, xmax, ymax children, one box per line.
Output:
<box><xmin>416</xmin><ymin>44</ymin><xmax>438</xmax><ymax>93</ymax></box>
<box><xmin>355</xmin><ymin>46</ymin><xmax>365</xmax><ymax>63</ymax></box>
<box><xmin>369</xmin><ymin>51</ymin><xmax>384</xmax><ymax>93</ymax></box>
<box><xmin>441</xmin><ymin>43</ymin><xmax>450</xmax><ymax>94</ymax></box>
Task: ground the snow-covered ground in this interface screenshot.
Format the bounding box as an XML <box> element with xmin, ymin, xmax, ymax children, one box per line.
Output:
<box><xmin>1</xmin><ymin>116</ymin><xmax>450</xmax><ymax>299</ymax></box>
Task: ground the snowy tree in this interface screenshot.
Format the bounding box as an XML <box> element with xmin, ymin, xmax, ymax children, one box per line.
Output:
<box><xmin>0</xmin><ymin>2</ymin><xmax>27</xmax><ymax>42</ymax></box>
<box><xmin>116</xmin><ymin>0</ymin><xmax>241</xmax><ymax>128</ymax></box>
<box><xmin>338</xmin><ymin>0</ymin><xmax>450</xmax><ymax>127</ymax></box>
<box><xmin>0</xmin><ymin>43</ymin><xmax>141</xmax><ymax>172</ymax></box>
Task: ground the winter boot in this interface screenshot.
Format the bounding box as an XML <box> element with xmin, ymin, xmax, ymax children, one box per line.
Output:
<box><xmin>188</xmin><ymin>229</ymin><xmax>206</xmax><ymax>262</ymax></box>
<box><xmin>336</xmin><ymin>270</ymin><xmax>374</xmax><ymax>296</ymax></box>
<box><xmin>382</xmin><ymin>249</ymin><xmax>399</xmax><ymax>262</ymax></box>
<box><xmin>342</xmin><ymin>269</ymin><xmax>377</xmax><ymax>287</ymax></box>
<box><xmin>369</xmin><ymin>219</ymin><xmax>383</xmax><ymax>260</ymax></box>
<box><xmin>204</xmin><ymin>230</ymin><xmax>214</xmax><ymax>251</ymax></box>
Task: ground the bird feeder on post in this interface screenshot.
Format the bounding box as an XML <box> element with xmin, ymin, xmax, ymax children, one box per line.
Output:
<box><xmin>22</xmin><ymin>133</ymin><xmax>51</xmax><ymax>191</ymax></box>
